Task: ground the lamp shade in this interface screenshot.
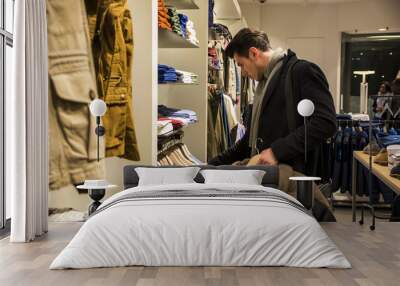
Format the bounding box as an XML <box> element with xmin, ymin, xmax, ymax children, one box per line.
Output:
<box><xmin>297</xmin><ymin>99</ymin><xmax>315</xmax><ymax>117</ymax></box>
<box><xmin>89</xmin><ymin>99</ymin><xmax>107</xmax><ymax>117</ymax></box>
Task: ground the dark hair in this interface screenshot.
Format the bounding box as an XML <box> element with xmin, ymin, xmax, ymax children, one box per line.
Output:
<box><xmin>225</xmin><ymin>28</ymin><xmax>271</xmax><ymax>58</ymax></box>
<box><xmin>392</xmin><ymin>78</ymin><xmax>400</xmax><ymax>95</ymax></box>
<box><xmin>381</xmin><ymin>81</ymin><xmax>392</xmax><ymax>93</ymax></box>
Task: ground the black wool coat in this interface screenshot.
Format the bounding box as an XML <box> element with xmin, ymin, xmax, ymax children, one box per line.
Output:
<box><xmin>209</xmin><ymin>50</ymin><xmax>337</xmax><ymax>175</ymax></box>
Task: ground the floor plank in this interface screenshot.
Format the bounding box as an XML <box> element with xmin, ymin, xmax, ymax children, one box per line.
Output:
<box><xmin>0</xmin><ymin>209</ymin><xmax>399</xmax><ymax>286</ymax></box>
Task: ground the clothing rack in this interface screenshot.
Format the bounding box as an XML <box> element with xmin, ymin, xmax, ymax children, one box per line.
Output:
<box><xmin>369</xmin><ymin>94</ymin><xmax>400</xmax><ymax>98</ymax></box>
<box><xmin>157</xmin><ymin>129</ymin><xmax>184</xmax><ymax>153</ymax></box>
<box><xmin>330</xmin><ymin>118</ymin><xmax>399</xmax><ymax>210</ymax></box>
<box><xmin>157</xmin><ymin>139</ymin><xmax>182</xmax><ymax>158</ymax></box>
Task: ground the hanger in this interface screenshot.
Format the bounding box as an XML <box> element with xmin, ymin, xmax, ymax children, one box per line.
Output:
<box><xmin>382</xmin><ymin>102</ymin><xmax>394</xmax><ymax>117</ymax></box>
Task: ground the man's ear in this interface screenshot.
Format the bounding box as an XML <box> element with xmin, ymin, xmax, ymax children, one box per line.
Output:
<box><xmin>248</xmin><ymin>47</ymin><xmax>258</xmax><ymax>60</ymax></box>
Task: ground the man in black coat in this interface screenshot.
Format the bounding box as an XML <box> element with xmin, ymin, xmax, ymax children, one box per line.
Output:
<box><xmin>209</xmin><ymin>28</ymin><xmax>337</xmax><ymax>176</ymax></box>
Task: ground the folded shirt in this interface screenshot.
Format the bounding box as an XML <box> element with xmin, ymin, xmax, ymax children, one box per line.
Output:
<box><xmin>157</xmin><ymin>120</ymin><xmax>174</xmax><ymax>136</ymax></box>
<box><xmin>158</xmin><ymin>105</ymin><xmax>197</xmax><ymax>124</ymax></box>
<box><xmin>158</xmin><ymin>117</ymin><xmax>185</xmax><ymax>129</ymax></box>
<box><xmin>158</xmin><ymin>64</ymin><xmax>178</xmax><ymax>82</ymax></box>
<box><xmin>349</xmin><ymin>113</ymin><xmax>370</xmax><ymax>121</ymax></box>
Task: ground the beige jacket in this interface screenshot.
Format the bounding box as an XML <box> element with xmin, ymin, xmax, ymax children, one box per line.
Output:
<box><xmin>47</xmin><ymin>0</ymin><xmax>104</xmax><ymax>190</ymax></box>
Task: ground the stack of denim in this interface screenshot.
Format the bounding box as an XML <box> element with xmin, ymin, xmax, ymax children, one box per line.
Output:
<box><xmin>178</xmin><ymin>14</ymin><xmax>188</xmax><ymax>38</ymax></box>
<box><xmin>158</xmin><ymin>64</ymin><xmax>177</xmax><ymax>83</ymax></box>
<box><xmin>375</xmin><ymin>128</ymin><xmax>400</xmax><ymax>148</ymax></box>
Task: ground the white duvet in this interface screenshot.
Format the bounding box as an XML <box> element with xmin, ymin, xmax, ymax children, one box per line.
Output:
<box><xmin>50</xmin><ymin>183</ymin><xmax>351</xmax><ymax>269</ymax></box>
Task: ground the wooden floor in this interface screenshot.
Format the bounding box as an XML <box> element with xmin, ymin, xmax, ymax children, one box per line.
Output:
<box><xmin>1</xmin><ymin>209</ymin><xmax>400</xmax><ymax>286</ymax></box>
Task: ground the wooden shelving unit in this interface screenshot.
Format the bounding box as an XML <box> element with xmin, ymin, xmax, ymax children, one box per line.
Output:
<box><xmin>164</xmin><ymin>0</ymin><xmax>199</xmax><ymax>10</ymax></box>
<box><xmin>158</xmin><ymin>28</ymin><xmax>199</xmax><ymax>49</ymax></box>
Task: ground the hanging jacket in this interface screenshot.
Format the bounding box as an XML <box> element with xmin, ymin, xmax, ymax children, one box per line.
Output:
<box><xmin>47</xmin><ymin>0</ymin><xmax>104</xmax><ymax>190</ymax></box>
<box><xmin>86</xmin><ymin>0</ymin><xmax>140</xmax><ymax>161</ymax></box>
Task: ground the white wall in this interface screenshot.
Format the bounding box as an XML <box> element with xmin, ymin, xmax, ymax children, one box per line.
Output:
<box><xmin>240</xmin><ymin>0</ymin><xmax>400</xmax><ymax>111</ymax></box>
<box><xmin>240</xmin><ymin>3</ymin><xmax>261</xmax><ymax>29</ymax></box>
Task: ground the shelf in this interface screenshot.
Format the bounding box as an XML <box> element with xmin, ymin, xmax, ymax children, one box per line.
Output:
<box><xmin>164</xmin><ymin>0</ymin><xmax>199</xmax><ymax>10</ymax></box>
<box><xmin>159</xmin><ymin>82</ymin><xmax>199</xmax><ymax>85</ymax></box>
<box><xmin>158</xmin><ymin>28</ymin><xmax>199</xmax><ymax>48</ymax></box>
<box><xmin>214</xmin><ymin>0</ymin><xmax>241</xmax><ymax>20</ymax></box>
<box><xmin>158</xmin><ymin>128</ymin><xmax>184</xmax><ymax>139</ymax></box>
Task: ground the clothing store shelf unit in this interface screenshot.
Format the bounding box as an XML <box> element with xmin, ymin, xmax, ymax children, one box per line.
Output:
<box><xmin>214</xmin><ymin>0</ymin><xmax>241</xmax><ymax>20</ymax></box>
<box><xmin>159</xmin><ymin>82</ymin><xmax>199</xmax><ymax>85</ymax></box>
<box><xmin>164</xmin><ymin>0</ymin><xmax>199</xmax><ymax>10</ymax></box>
<box><xmin>158</xmin><ymin>28</ymin><xmax>199</xmax><ymax>48</ymax></box>
<box><xmin>157</xmin><ymin>0</ymin><xmax>208</xmax><ymax>162</ymax></box>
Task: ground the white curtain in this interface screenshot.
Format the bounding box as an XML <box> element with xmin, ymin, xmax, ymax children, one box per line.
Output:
<box><xmin>8</xmin><ymin>0</ymin><xmax>48</xmax><ymax>242</ymax></box>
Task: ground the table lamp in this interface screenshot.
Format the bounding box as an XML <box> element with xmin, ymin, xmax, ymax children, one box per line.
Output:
<box><xmin>290</xmin><ymin>99</ymin><xmax>321</xmax><ymax>211</ymax></box>
<box><xmin>89</xmin><ymin>99</ymin><xmax>107</xmax><ymax>161</ymax></box>
<box><xmin>82</xmin><ymin>99</ymin><xmax>108</xmax><ymax>215</ymax></box>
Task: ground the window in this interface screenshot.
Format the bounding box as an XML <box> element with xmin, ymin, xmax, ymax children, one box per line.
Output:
<box><xmin>341</xmin><ymin>32</ymin><xmax>400</xmax><ymax>114</ymax></box>
<box><xmin>1</xmin><ymin>0</ymin><xmax>14</xmax><ymax>234</ymax></box>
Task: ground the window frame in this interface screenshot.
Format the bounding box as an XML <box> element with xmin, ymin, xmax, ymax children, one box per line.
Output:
<box><xmin>0</xmin><ymin>0</ymin><xmax>13</xmax><ymax>234</ymax></box>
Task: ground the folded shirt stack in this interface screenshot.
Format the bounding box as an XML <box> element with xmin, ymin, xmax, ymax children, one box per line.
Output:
<box><xmin>157</xmin><ymin>120</ymin><xmax>174</xmax><ymax>136</ymax></box>
<box><xmin>158</xmin><ymin>0</ymin><xmax>172</xmax><ymax>31</ymax></box>
<box><xmin>186</xmin><ymin>20</ymin><xmax>199</xmax><ymax>46</ymax></box>
<box><xmin>158</xmin><ymin>105</ymin><xmax>198</xmax><ymax>126</ymax></box>
<box><xmin>178</xmin><ymin>13</ymin><xmax>188</xmax><ymax>38</ymax></box>
<box><xmin>349</xmin><ymin>113</ymin><xmax>370</xmax><ymax>121</ymax></box>
<box><xmin>158</xmin><ymin>117</ymin><xmax>185</xmax><ymax>130</ymax></box>
<box><xmin>158</xmin><ymin>64</ymin><xmax>178</xmax><ymax>83</ymax></box>
<box><xmin>167</xmin><ymin>7</ymin><xmax>183</xmax><ymax>37</ymax></box>
<box><xmin>176</xmin><ymin>70</ymin><xmax>198</xmax><ymax>84</ymax></box>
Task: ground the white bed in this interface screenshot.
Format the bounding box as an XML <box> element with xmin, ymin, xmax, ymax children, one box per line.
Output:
<box><xmin>50</xmin><ymin>183</ymin><xmax>351</xmax><ymax>269</ymax></box>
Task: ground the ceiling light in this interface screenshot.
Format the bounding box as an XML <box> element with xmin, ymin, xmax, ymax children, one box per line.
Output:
<box><xmin>389</xmin><ymin>52</ymin><xmax>393</xmax><ymax>55</ymax></box>
<box><xmin>368</xmin><ymin>35</ymin><xmax>400</xmax><ymax>39</ymax></box>
<box><xmin>378</xmin><ymin>27</ymin><xmax>389</xmax><ymax>31</ymax></box>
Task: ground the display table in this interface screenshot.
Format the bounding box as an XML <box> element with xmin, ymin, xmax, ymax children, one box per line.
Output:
<box><xmin>351</xmin><ymin>151</ymin><xmax>400</xmax><ymax>222</ymax></box>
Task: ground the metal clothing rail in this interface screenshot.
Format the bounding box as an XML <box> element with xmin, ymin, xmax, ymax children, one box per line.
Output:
<box><xmin>368</xmin><ymin>93</ymin><xmax>400</xmax><ymax>98</ymax></box>
<box><xmin>330</xmin><ymin>118</ymin><xmax>398</xmax><ymax>216</ymax></box>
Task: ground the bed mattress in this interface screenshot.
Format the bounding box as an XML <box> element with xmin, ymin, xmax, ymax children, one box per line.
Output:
<box><xmin>50</xmin><ymin>183</ymin><xmax>351</xmax><ymax>269</ymax></box>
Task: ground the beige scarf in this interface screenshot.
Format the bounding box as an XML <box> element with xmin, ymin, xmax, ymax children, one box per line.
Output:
<box><xmin>249</xmin><ymin>48</ymin><xmax>286</xmax><ymax>156</ymax></box>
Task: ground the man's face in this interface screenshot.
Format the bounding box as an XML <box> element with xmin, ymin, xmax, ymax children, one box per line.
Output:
<box><xmin>234</xmin><ymin>48</ymin><xmax>265</xmax><ymax>81</ymax></box>
<box><xmin>379</xmin><ymin>84</ymin><xmax>386</xmax><ymax>93</ymax></box>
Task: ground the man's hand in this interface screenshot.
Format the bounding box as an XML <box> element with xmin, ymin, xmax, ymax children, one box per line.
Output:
<box><xmin>258</xmin><ymin>148</ymin><xmax>278</xmax><ymax>165</ymax></box>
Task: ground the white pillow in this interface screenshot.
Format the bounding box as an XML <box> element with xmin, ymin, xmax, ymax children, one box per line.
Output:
<box><xmin>200</xmin><ymin>169</ymin><xmax>266</xmax><ymax>185</ymax></box>
<box><xmin>136</xmin><ymin>167</ymin><xmax>200</xmax><ymax>186</ymax></box>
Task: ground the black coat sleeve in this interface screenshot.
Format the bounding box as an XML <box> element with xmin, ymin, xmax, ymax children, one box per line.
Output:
<box><xmin>208</xmin><ymin>129</ymin><xmax>251</xmax><ymax>165</ymax></box>
<box><xmin>270</xmin><ymin>61</ymin><xmax>337</xmax><ymax>162</ymax></box>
